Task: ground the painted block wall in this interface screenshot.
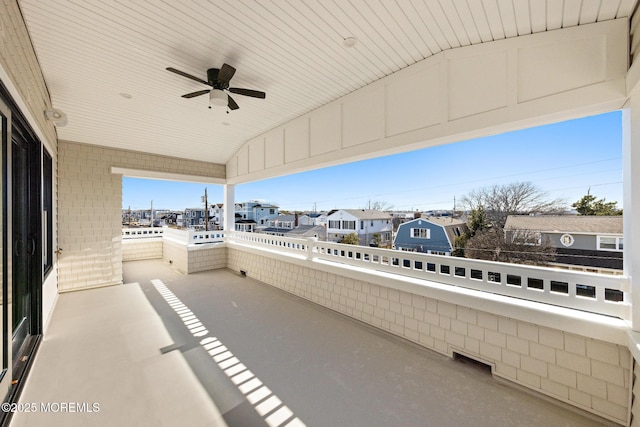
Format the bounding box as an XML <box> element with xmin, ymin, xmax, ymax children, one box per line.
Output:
<box><xmin>162</xmin><ymin>240</ymin><xmax>188</xmax><ymax>274</ymax></box>
<box><xmin>58</xmin><ymin>141</ymin><xmax>225</xmax><ymax>291</ymax></box>
<box><xmin>160</xmin><ymin>241</ymin><xmax>227</xmax><ymax>274</ymax></box>
<box><xmin>187</xmin><ymin>246</ymin><xmax>227</xmax><ymax>274</ymax></box>
<box><xmin>228</xmin><ymin>247</ymin><xmax>631</xmax><ymax>425</ymax></box>
<box><xmin>122</xmin><ymin>239</ymin><xmax>163</xmax><ymax>261</ymax></box>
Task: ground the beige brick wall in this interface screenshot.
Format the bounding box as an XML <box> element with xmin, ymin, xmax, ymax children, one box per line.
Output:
<box><xmin>187</xmin><ymin>246</ymin><xmax>227</xmax><ymax>273</ymax></box>
<box><xmin>228</xmin><ymin>247</ymin><xmax>632</xmax><ymax>424</ymax></box>
<box><xmin>122</xmin><ymin>239</ymin><xmax>163</xmax><ymax>261</ymax></box>
<box><xmin>162</xmin><ymin>240</ymin><xmax>189</xmax><ymax>274</ymax></box>
<box><xmin>58</xmin><ymin>141</ymin><xmax>225</xmax><ymax>291</ymax></box>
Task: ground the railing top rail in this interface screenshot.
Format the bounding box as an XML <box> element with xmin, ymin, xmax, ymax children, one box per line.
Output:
<box><xmin>227</xmin><ymin>232</ymin><xmax>628</xmax><ymax>320</ymax></box>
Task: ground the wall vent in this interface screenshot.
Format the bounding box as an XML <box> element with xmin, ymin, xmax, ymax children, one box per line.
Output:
<box><xmin>453</xmin><ymin>352</ymin><xmax>492</xmax><ymax>374</ymax></box>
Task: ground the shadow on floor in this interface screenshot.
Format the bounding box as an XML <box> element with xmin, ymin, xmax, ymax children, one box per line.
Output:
<box><xmin>124</xmin><ymin>259</ymin><xmax>614</xmax><ymax>427</ymax></box>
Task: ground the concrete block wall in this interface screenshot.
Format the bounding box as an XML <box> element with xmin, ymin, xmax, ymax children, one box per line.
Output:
<box><xmin>162</xmin><ymin>239</ymin><xmax>188</xmax><ymax>274</ymax></box>
<box><xmin>228</xmin><ymin>247</ymin><xmax>631</xmax><ymax>425</ymax></box>
<box><xmin>187</xmin><ymin>245</ymin><xmax>227</xmax><ymax>273</ymax></box>
<box><xmin>161</xmin><ymin>240</ymin><xmax>227</xmax><ymax>274</ymax></box>
<box><xmin>122</xmin><ymin>239</ymin><xmax>163</xmax><ymax>261</ymax></box>
<box><xmin>58</xmin><ymin>141</ymin><xmax>225</xmax><ymax>291</ymax></box>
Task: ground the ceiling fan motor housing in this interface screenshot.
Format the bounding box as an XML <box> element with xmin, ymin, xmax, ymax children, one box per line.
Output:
<box><xmin>207</xmin><ymin>68</ymin><xmax>227</xmax><ymax>89</ymax></box>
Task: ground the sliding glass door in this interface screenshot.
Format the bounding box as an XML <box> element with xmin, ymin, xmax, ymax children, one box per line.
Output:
<box><xmin>0</xmin><ymin>96</ymin><xmax>11</xmax><ymax>400</ymax></box>
<box><xmin>0</xmin><ymin>83</ymin><xmax>43</xmax><ymax>406</ymax></box>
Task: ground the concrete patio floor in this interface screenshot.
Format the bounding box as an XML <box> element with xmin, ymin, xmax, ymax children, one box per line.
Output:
<box><xmin>11</xmin><ymin>259</ymin><xmax>617</xmax><ymax>426</ymax></box>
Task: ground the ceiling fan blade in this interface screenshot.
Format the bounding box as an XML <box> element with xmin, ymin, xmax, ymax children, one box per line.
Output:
<box><xmin>227</xmin><ymin>95</ymin><xmax>239</xmax><ymax>110</ymax></box>
<box><xmin>218</xmin><ymin>63</ymin><xmax>236</xmax><ymax>84</ymax></box>
<box><xmin>181</xmin><ymin>90</ymin><xmax>210</xmax><ymax>98</ymax></box>
<box><xmin>166</xmin><ymin>67</ymin><xmax>210</xmax><ymax>86</ymax></box>
<box><xmin>229</xmin><ymin>87</ymin><xmax>266</xmax><ymax>99</ymax></box>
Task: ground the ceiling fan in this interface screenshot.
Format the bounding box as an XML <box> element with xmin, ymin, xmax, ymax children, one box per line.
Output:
<box><xmin>166</xmin><ymin>63</ymin><xmax>265</xmax><ymax>111</ymax></box>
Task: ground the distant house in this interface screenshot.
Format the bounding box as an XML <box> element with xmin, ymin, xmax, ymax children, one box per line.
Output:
<box><xmin>267</xmin><ymin>214</ymin><xmax>297</xmax><ymax>229</ymax></box>
<box><xmin>394</xmin><ymin>217</ymin><xmax>467</xmax><ymax>255</ymax></box>
<box><xmin>326</xmin><ymin>209</ymin><xmax>392</xmax><ymax>246</ymax></box>
<box><xmin>262</xmin><ymin>224</ymin><xmax>327</xmax><ymax>240</ymax></box>
<box><xmin>504</xmin><ymin>215</ymin><xmax>623</xmax><ymax>273</ymax></box>
<box><xmin>159</xmin><ymin>212</ymin><xmax>179</xmax><ymax>226</ymax></box>
<box><xmin>299</xmin><ymin>212</ymin><xmax>326</xmax><ymax>226</ymax></box>
<box><xmin>209</xmin><ymin>203</ymin><xmax>224</xmax><ymax>229</ymax></box>
<box><xmin>235</xmin><ymin>219</ymin><xmax>257</xmax><ymax>232</ymax></box>
<box><xmin>234</xmin><ymin>200</ymin><xmax>279</xmax><ymax>229</ymax></box>
<box><xmin>182</xmin><ymin>207</ymin><xmax>207</xmax><ymax>229</ymax></box>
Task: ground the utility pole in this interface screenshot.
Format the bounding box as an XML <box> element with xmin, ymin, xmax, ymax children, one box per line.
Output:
<box><xmin>202</xmin><ymin>187</ymin><xmax>209</xmax><ymax>231</ymax></box>
<box><xmin>150</xmin><ymin>200</ymin><xmax>154</xmax><ymax>227</ymax></box>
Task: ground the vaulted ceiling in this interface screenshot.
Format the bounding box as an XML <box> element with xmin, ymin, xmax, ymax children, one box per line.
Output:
<box><xmin>19</xmin><ymin>0</ymin><xmax>637</xmax><ymax>165</ymax></box>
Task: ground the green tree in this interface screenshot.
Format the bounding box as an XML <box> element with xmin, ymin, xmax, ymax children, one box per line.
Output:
<box><xmin>371</xmin><ymin>233</ymin><xmax>382</xmax><ymax>247</ymax></box>
<box><xmin>339</xmin><ymin>232</ymin><xmax>360</xmax><ymax>245</ymax></box>
<box><xmin>572</xmin><ymin>194</ymin><xmax>622</xmax><ymax>215</ymax></box>
<box><xmin>452</xmin><ymin>206</ymin><xmax>489</xmax><ymax>257</ymax></box>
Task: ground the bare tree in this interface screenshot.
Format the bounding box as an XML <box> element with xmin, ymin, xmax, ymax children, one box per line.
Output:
<box><xmin>465</xmin><ymin>228</ymin><xmax>556</xmax><ymax>265</ymax></box>
<box><xmin>460</xmin><ymin>182</ymin><xmax>565</xmax><ymax>229</ymax></box>
<box><xmin>367</xmin><ymin>200</ymin><xmax>393</xmax><ymax>211</ymax></box>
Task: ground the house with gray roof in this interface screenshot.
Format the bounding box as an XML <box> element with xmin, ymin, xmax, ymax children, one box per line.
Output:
<box><xmin>326</xmin><ymin>209</ymin><xmax>392</xmax><ymax>246</ymax></box>
<box><xmin>394</xmin><ymin>217</ymin><xmax>467</xmax><ymax>255</ymax></box>
<box><xmin>504</xmin><ymin>215</ymin><xmax>623</xmax><ymax>273</ymax></box>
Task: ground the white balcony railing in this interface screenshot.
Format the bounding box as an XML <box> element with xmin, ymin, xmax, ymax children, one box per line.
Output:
<box><xmin>122</xmin><ymin>228</ymin><xmax>630</xmax><ymax>320</ymax></box>
<box><xmin>228</xmin><ymin>232</ymin><xmax>629</xmax><ymax>320</ymax></box>
<box><xmin>148</xmin><ymin>227</ymin><xmax>225</xmax><ymax>246</ymax></box>
<box><xmin>121</xmin><ymin>227</ymin><xmax>164</xmax><ymax>239</ymax></box>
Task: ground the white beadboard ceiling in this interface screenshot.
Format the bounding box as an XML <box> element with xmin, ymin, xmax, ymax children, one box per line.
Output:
<box><xmin>19</xmin><ymin>0</ymin><xmax>637</xmax><ymax>166</ymax></box>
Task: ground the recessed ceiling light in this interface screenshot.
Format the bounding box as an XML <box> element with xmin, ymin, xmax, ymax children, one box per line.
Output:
<box><xmin>343</xmin><ymin>37</ymin><xmax>358</xmax><ymax>48</ymax></box>
<box><xmin>119</xmin><ymin>92</ymin><xmax>132</xmax><ymax>99</ymax></box>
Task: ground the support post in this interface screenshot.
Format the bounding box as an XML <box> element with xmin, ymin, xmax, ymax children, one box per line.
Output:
<box><xmin>622</xmin><ymin>96</ymin><xmax>640</xmax><ymax>330</ymax></box>
<box><xmin>223</xmin><ymin>184</ymin><xmax>235</xmax><ymax>234</ymax></box>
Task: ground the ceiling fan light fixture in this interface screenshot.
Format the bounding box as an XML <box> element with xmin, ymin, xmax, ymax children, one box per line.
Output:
<box><xmin>209</xmin><ymin>89</ymin><xmax>227</xmax><ymax>107</ymax></box>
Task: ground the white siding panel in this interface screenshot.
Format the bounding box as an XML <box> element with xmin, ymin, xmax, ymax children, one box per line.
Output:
<box><xmin>439</xmin><ymin>1</ymin><xmax>472</xmax><ymax>46</ymax></box>
<box><xmin>386</xmin><ymin>65</ymin><xmax>441</xmax><ymax>137</ymax></box>
<box><xmin>546</xmin><ymin>1</ymin><xmax>564</xmax><ymax>30</ymax></box>
<box><xmin>237</xmin><ymin>144</ymin><xmax>249</xmax><ymax>176</ymax></box>
<box><xmin>248</xmin><ymin>138</ymin><xmax>265</xmax><ymax>173</ymax></box>
<box><xmin>410</xmin><ymin>1</ymin><xmax>452</xmax><ymax>52</ymax></box>
<box><xmin>518</xmin><ymin>36</ymin><xmax>607</xmax><ymax>103</ymax></box>
<box><xmin>563</xmin><ymin>0</ymin><xmax>583</xmax><ymax>27</ymax></box>
<box><xmin>497</xmin><ymin>0</ymin><xmax>519</xmax><ymax>37</ymax></box>
<box><xmin>482</xmin><ymin>0</ymin><xmax>507</xmax><ymax>40</ymax></box>
<box><xmin>448</xmin><ymin>51</ymin><xmax>508</xmax><ymax>120</ymax></box>
<box><xmin>264</xmin><ymin>129</ymin><xmax>284</xmax><ymax>169</ymax></box>
<box><xmin>342</xmin><ymin>87</ymin><xmax>384</xmax><ymax>148</ymax></box>
<box><xmin>284</xmin><ymin>119</ymin><xmax>309</xmax><ymax>164</ymax></box>
<box><xmin>467</xmin><ymin>0</ymin><xmax>497</xmax><ymax>42</ymax></box>
<box><xmin>512</xmin><ymin>0</ymin><xmax>533</xmax><ymax>35</ymax></box>
<box><xmin>579</xmin><ymin>0</ymin><xmax>602</xmax><ymax>24</ymax></box>
<box><xmin>529</xmin><ymin>1</ymin><xmax>547</xmax><ymax>33</ymax></box>
<box><xmin>310</xmin><ymin>104</ymin><xmax>342</xmax><ymax>157</ymax></box>
<box><xmin>227</xmin><ymin>155</ymin><xmax>238</xmax><ymax>179</ymax></box>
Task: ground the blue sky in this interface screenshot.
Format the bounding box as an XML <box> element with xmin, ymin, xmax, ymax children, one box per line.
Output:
<box><xmin>123</xmin><ymin>111</ymin><xmax>623</xmax><ymax>212</ymax></box>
